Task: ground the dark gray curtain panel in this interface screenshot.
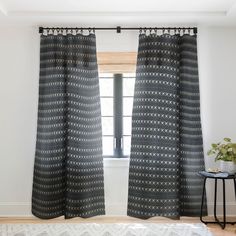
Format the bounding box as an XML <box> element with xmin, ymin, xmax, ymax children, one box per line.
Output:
<box><xmin>128</xmin><ymin>33</ymin><xmax>207</xmax><ymax>219</ymax></box>
<box><xmin>32</xmin><ymin>33</ymin><xmax>105</xmax><ymax>219</ymax></box>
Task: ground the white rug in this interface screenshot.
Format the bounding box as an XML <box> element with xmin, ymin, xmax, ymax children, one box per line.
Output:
<box><xmin>0</xmin><ymin>223</ymin><xmax>213</xmax><ymax>236</ymax></box>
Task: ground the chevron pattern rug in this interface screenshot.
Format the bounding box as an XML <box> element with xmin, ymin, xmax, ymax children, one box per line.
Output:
<box><xmin>0</xmin><ymin>223</ymin><xmax>212</xmax><ymax>236</ymax></box>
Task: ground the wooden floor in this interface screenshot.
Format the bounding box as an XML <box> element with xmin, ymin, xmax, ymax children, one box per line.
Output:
<box><xmin>0</xmin><ymin>216</ymin><xmax>235</xmax><ymax>236</ymax></box>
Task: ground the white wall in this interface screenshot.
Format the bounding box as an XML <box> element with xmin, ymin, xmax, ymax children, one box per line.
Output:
<box><xmin>0</xmin><ymin>27</ymin><xmax>39</xmax><ymax>216</ymax></box>
<box><xmin>0</xmin><ymin>26</ymin><xmax>236</xmax><ymax>216</ymax></box>
<box><xmin>198</xmin><ymin>27</ymin><xmax>236</xmax><ymax>215</ymax></box>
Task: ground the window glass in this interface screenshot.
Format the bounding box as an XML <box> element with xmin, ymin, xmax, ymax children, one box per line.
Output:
<box><xmin>123</xmin><ymin>117</ymin><xmax>132</xmax><ymax>136</ymax></box>
<box><xmin>102</xmin><ymin>136</ymin><xmax>114</xmax><ymax>156</ymax></box>
<box><xmin>100</xmin><ymin>78</ymin><xmax>113</xmax><ymax>97</ymax></box>
<box><xmin>123</xmin><ymin>77</ymin><xmax>135</xmax><ymax>96</ymax></box>
<box><xmin>123</xmin><ymin>97</ymin><xmax>133</xmax><ymax>116</ymax></box>
<box><xmin>100</xmin><ymin>74</ymin><xmax>135</xmax><ymax>157</ymax></box>
<box><xmin>123</xmin><ymin>136</ymin><xmax>131</xmax><ymax>156</ymax></box>
<box><xmin>102</xmin><ymin>117</ymin><xmax>113</xmax><ymax>135</ymax></box>
<box><xmin>101</xmin><ymin>98</ymin><xmax>113</xmax><ymax>116</ymax></box>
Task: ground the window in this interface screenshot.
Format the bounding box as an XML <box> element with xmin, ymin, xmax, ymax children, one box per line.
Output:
<box><xmin>100</xmin><ymin>73</ymin><xmax>135</xmax><ymax>158</ymax></box>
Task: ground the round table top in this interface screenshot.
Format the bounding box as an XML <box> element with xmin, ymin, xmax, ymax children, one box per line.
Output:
<box><xmin>198</xmin><ymin>171</ymin><xmax>236</xmax><ymax>179</ymax></box>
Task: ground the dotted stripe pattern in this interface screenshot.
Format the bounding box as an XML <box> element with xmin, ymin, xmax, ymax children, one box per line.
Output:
<box><xmin>128</xmin><ymin>33</ymin><xmax>207</xmax><ymax>219</ymax></box>
<box><xmin>32</xmin><ymin>34</ymin><xmax>105</xmax><ymax>219</ymax></box>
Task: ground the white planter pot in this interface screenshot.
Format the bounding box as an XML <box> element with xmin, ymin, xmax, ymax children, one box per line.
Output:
<box><xmin>219</xmin><ymin>160</ymin><xmax>236</xmax><ymax>174</ymax></box>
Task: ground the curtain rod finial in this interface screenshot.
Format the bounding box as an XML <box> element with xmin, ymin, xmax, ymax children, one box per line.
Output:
<box><xmin>117</xmin><ymin>26</ymin><xmax>121</xmax><ymax>33</ymax></box>
<box><xmin>193</xmin><ymin>27</ymin><xmax>197</xmax><ymax>34</ymax></box>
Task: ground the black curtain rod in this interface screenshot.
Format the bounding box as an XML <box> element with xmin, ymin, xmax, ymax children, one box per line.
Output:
<box><xmin>39</xmin><ymin>26</ymin><xmax>197</xmax><ymax>34</ymax></box>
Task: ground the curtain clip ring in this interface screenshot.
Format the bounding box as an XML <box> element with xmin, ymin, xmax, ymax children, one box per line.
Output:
<box><xmin>144</xmin><ymin>27</ymin><xmax>147</xmax><ymax>34</ymax></box>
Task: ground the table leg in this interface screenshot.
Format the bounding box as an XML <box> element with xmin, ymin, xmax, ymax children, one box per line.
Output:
<box><xmin>200</xmin><ymin>177</ymin><xmax>207</xmax><ymax>223</ymax></box>
<box><xmin>214</xmin><ymin>178</ymin><xmax>217</xmax><ymax>220</ymax></box>
<box><xmin>234</xmin><ymin>178</ymin><xmax>236</xmax><ymax>200</ymax></box>
<box><xmin>199</xmin><ymin>176</ymin><xmax>236</xmax><ymax>228</ymax></box>
<box><xmin>222</xmin><ymin>179</ymin><xmax>226</xmax><ymax>229</ymax></box>
<box><xmin>213</xmin><ymin>178</ymin><xmax>223</xmax><ymax>228</ymax></box>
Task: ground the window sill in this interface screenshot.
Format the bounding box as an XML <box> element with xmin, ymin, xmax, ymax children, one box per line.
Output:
<box><xmin>103</xmin><ymin>157</ymin><xmax>130</xmax><ymax>168</ymax></box>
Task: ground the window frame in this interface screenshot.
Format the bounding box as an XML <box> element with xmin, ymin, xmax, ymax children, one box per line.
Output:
<box><xmin>100</xmin><ymin>73</ymin><xmax>135</xmax><ymax>158</ymax></box>
<box><xmin>97</xmin><ymin>52</ymin><xmax>136</xmax><ymax>158</ymax></box>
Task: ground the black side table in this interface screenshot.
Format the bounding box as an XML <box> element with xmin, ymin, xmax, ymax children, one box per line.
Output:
<box><xmin>199</xmin><ymin>171</ymin><xmax>236</xmax><ymax>229</ymax></box>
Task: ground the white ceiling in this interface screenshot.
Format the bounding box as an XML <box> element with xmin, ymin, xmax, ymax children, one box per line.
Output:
<box><xmin>1</xmin><ymin>0</ymin><xmax>236</xmax><ymax>26</ymax></box>
<box><xmin>1</xmin><ymin>0</ymin><xmax>235</xmax><ymax>12</ymax></box>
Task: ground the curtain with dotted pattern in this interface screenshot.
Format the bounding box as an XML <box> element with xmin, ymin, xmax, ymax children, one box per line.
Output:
<box><xmin>128</xmin><ymin>32</ymin><xmax>207</xmax><ymax>219</ymax></box>
<box><xmin>32</xmin><ymin>33</ymin><xmax>105</xmax><ymax>219</ymax></box>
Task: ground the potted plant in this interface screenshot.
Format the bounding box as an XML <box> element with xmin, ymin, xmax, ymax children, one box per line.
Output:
<box><xmin>207</xmin><ymin>138</ymin><xmax>236</xmax><ymax>174</ymax></box>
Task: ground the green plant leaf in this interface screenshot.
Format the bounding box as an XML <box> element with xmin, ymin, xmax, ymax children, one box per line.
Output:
<box><xmin>211</xmin><ymin>143</ymin><xmax>217</xmax><ymax>148</ymax></box>
<box><xmin>221</xmin><ymin>148</ymin><xmax>227</xmax><ymax>154</ymax></box>
<box><xmin>224</xmin><ymin>137</ymin><xmax>231</xmax><ymax>142</ymax></box>
<box><xmin>207</xmin><ymin>150</ymin><xmax>213</xmax><ymax>156</ymax></box>
<box><xmin>231</xmin><ymin>144</ymin><xmax>236</xmax><ymax>154</ymax></box>
<box><xmin>208</xmin><ymin>138</ymin><xmax>236</xmax><ymax>161</ymax></box>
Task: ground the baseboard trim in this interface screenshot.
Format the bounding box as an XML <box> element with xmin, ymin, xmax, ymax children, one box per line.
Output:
<box><xmin>207</xmin><ymin>202</ymin><xmax>236</xmax><ymax>216</ymax></box>
<box><xmin>0</xmin><ymin>202</ymin><xmax>32</xmax><ymax>217</ymax></box>
<box><xmin>0</xmin><ymin>202</ymin><xmax>128</xmax><ymax>217</ymax></box>
<box><xmin>105</xmin><ymin>203</ymin><xmax>127</xmax><ymax>216</ymax></box>
<box><xmin>0</xmin><ymin>202</ymin><xmax>235</xmax><ymax>217</ymax></box>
